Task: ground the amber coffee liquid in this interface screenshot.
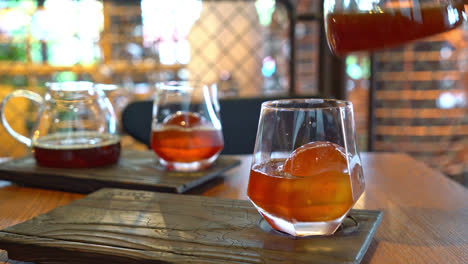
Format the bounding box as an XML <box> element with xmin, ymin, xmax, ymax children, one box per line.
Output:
<box><xmin>151</xmin><ymin>125</ymin><xmax>224</xmax><ymax>163</ymax></box>
<box><xmin>326</xmin><ymin>2</ymin><xmax>466</xmax><ymax>55</ymax></box>
<box><xmin>33</xmin><ymin>131</ymin><xmax>121</xmax><ymax>168</ymax></box>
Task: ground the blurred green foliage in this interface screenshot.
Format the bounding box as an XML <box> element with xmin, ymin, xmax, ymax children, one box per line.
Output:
<box><xmin>0</xmin><ymin>43</ymin><xmax>27</xmax><ymax>61</ymax></box>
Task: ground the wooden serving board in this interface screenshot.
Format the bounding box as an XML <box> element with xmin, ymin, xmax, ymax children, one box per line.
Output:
<box><xmin>0</xmin><ymin>188</ymin><xmax>382</xmax><ymax>264</ymax></box>
<box><xmin>0</xmin><ymin>150</ymin><xmax>240</xmax><ymax>194</ymax></box>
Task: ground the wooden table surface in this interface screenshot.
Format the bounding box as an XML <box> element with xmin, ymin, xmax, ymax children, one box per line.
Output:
<box><xmin>0</xmin><ymin>152</ymin><xmax>467</xmax><ymax>264</ymax></box>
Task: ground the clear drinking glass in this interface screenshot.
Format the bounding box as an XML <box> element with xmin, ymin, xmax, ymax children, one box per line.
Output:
<box><xmin>247</xmin><ymin>99</ymin><xmax>365</xmax><ymax>236</ymax></box>
<box><xmin>324</xmin><ymin>0</ymin><xmax>466</xmax><ymax>55</ymax></box>
<box><xmin>151</xmin><ymin>81</ymin><xmax>224</xmax><ymax>171</ymax></box>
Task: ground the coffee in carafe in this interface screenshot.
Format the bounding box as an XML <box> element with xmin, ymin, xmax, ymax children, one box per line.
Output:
<box><xmin>33</xmin><ymin>131</ymin><xmax>121</xmax><ymax>168</ymax></box>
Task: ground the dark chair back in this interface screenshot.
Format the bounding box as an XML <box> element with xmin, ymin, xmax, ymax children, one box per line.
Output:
<box><xmin>218</xmin><ymin>97</ymin><xmax>266</xmax><ymax>154</ymax></box>
<box><xmin>121</xmin><ymin>100</ymin><xmax>153</xmax><ymax>148</ymax></box>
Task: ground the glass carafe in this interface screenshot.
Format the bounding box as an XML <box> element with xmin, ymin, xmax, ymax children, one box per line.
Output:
<box><xmin>0</xmin><ymin>81</ymin><xmax>120</xmax><ymax>168</ymax></box>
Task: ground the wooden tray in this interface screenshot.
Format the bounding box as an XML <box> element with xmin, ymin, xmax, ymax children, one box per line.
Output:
<box><xmin>0</xmin><ymin>150</ymin><xmax>240</xmax><ymax>194</ymax></box>
<box><xmin>0</xmin><ymin>188</ymin><xmax>382</xmax><ymax>264</ymax></box>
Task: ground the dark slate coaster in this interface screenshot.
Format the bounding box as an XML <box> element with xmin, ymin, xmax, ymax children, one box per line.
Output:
<box><xmin>0</xmin><ymin>150</ymin><xmax>240</xmax><ymax>193</ymax></box>
<box><xmin>0</xmin><ymin>188</ymin><xmax>382</xmax><ymax>264</ymax></box>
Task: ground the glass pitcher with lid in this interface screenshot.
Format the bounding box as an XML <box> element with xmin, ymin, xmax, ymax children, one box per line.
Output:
<box><xmin>0</xmin><ymin>81</ymin><xmax>121</xmax><ymax>168</ymax></box>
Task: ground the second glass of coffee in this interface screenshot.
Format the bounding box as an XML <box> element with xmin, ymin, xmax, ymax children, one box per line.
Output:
<box><xmin>151</xmin><ymin>82</ymin><xmax>224</xmax><ymax>171</ymax></box>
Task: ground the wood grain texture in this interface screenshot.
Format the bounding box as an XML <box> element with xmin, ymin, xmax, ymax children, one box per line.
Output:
<box><xmin>0</xmin><ymin>188</ymin><xmax>382</xmax><ymax>264</ymax></box>
<box><xmin>0</xmin><ymin>150</ymin><xmax>240</xmax><ymax>194</ymax></box>
<box><xmin>0</xmin><ymin>183</ymin><xmax>83</xmax><ymax>264</ymax></box>
<box><xmin>354</xmin><ymin>153</ymin><xmax>468</xmax><ymax>264</ymax></box>
<box><xmin>0</xmin><ymin>153</ymin><xmax>467</xmax><ymax>263</ymax></box>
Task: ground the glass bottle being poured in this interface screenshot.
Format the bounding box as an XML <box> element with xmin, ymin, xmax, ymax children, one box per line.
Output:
<box><xmin>324</xmin><ymin>0</ymin><xmax>467</xmax><ymax>55</ymax></box>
